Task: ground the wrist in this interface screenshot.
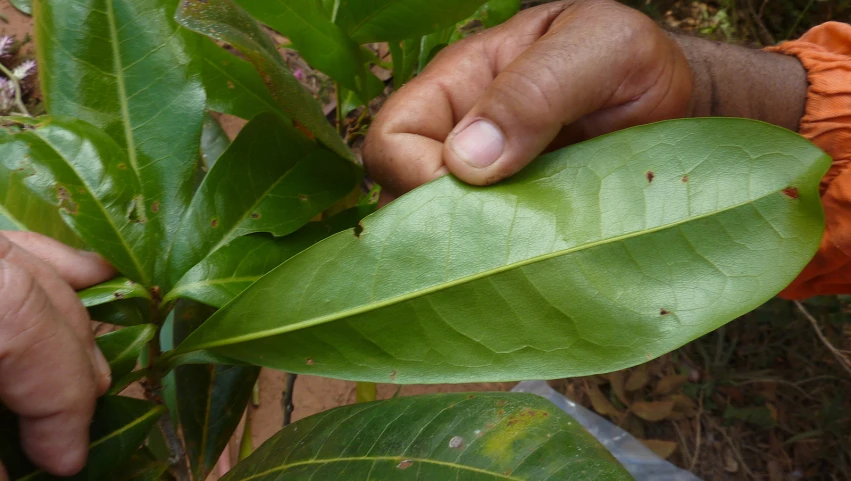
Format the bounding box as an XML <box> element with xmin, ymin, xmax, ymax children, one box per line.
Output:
<box><xmin>669</xmin><ymin>33</ymin><xmax>808</xmax><ymax>131</ymax></box>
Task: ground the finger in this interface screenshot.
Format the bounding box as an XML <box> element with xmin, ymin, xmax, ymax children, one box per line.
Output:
<box><xmin>0</xmin><ymin>260</ymin><xmax>98</xmax><ymax>476</ymax></box>
<box><xmin>0</xmin><ymin>231</ymin><xmax>116</xmax><ymax>289</ymax></box>
<box><xmin>365</xmin><ymin>3</ymin><xmax>566</xmax><ymax>196</ymax></box>
<box><xmin>0</xmin><ymin>234</ymin><xmax>111</xmax><ymax>393</ymax></box>
<box><xmin>444</xmin><ymin>0</ymin><xmax>691</xmax><ymax>185</ymax></box>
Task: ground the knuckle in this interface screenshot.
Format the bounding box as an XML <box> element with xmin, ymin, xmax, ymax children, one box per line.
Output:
<box><xmin>0</xmin><ymin>261</ymin><xmax>38</xmax><ymax>321</ymax></box>
<box><xmin>495</xmin><ymin>68</ymin><xmax>559</xmax><ymax>118</ymax></box>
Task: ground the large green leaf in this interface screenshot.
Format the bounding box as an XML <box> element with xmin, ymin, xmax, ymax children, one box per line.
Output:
<box><xmin>96</xmin><ymin>324</ymin><xmax>157</xmax><ymax>389</ymax></box>
<box><xmin>34</xmin><ymin>0</ymin><xmax>206</xmax><ymax>280</ymax></box>
<box><xmin>166</xmin><ymin>205</ymin><xmax>375</xmax><ymax>308</ymax></box>
<box><xmin>166</xmin><ymin>112</ymin><xmax>359</xmax><ymax>288</ymax></box>
<box><xmin>0</xmin><ymin>130</ymin><xmax>81</xmax><ymax>246</ymax></box>
<box><xmin>173</xmin><ymin>301</ymin><xmax>260</xmax><ymax>481</ymax></box>
<box><xmin>198</xmin><ymin>38</ymin><xmax>291</xmax><ymax>123</ymax></box>
<box><xmin>175</xmin><ymin>0</ymin><xmax>353</xmax><ymax>162</ymax></box>
<box><xmin>334</xmin><ymin>0</ymin><xmax>488</xmax><ymax>43</ymax></box>
<box><xmin>9</xmin><ymin>0</ymin><xmax>31</xmax><ymax>15</ymax></box>
<box><xmin>221</xmin><ymin>392</ymin><xmax>632</xmax><ymax>480</ymax></box>
<box><xmin>88</xmin><ymin>299</ymin><xmax>150</xmax><ymax>327</ymax></box>
<box><xmin>173</xmin><ymin>119</ymin><xmax>829</xmax><ymax>383</ymax></box>
<box><xmin>0</xmin><ymin>396</ymin><xmax>164</xmax><ymax>480</ymax></box>
<box><xmin>0</xmin><ymin>118</ymin><xmax>151</xmax><ymax>283</ymax></box>
<box><xmin>233</xmin><ymin>0</ymin><xmax>383</xmax><ymax>104</ymax></box>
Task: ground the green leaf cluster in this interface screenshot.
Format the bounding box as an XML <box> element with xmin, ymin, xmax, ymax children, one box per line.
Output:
<box><xmin>0</xmin><ymin>0</ymin><xmax>831</xmax><ymax>479</ymax></box>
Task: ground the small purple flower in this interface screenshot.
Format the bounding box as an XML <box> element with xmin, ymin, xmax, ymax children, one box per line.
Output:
<box><xmin>0</xmin><ymin>36</ymin><xmax>12</xmax><ymax>57</ymax></box>
<box><xmin>12</xmin><ymin>59</ymin><xmax>36</xmax><ymax>81</ymax></box>
<box><xmin>294</xmin><ymin>68</ymin><xmax>304</xmax><ymax>81</ymax></box>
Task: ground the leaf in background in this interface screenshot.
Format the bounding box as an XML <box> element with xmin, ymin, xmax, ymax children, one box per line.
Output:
<box><xmin>418</xmin><ymin>26</ymin><xmax>455</xmax><ymax>72</ymax></box>
<box><xmin>166</xmin><ymin>112</ymin><xmax>359</xmax><ymax>288</ymax></box>
<box><xmin>174</xmin><ymin>119</ymin><xmax>829</xmax><ymax>383</ymax></box>
<box><xmin>200</xmin><ymin>113</ymin><xmax>230</xmax><ymax>171</ymax></box>
<box><xmin>335</xmin><ymin>0</ymin><xmax>488</xmax><ymax>43</ymax></box>
<box><xmin>0</xmin><ymin>130</ymin><xmax>82</xmax><ymax>246</ymax></box>
<box><xmin>233</xmin><ymin>0</ymin><xmax>383</xmax><ymax>105</ymax></box>
<box><xmin>221</xmin><ymin>392</ymin><xmax>632</xmax><ymax>480</ymax></box>
<box><xmin>35</xmin><ymin>0</ymin><xmax>206</xmax><ymax>280</ymax></box>
<box><xmin>0</xmin><ymin>117</ymin><xmax>151</xmax><ymax>283</ymax></box>
<box><xmin>388</xmin><ymin>38</ymin><xmax>421</xmax><ymax>90</ymax></box>
<box><xmin>476</xmin><ymin>0</ymin><xmax>521</xmax><ymax>28</ymax></box>
<box><xmin>88</xmin><ymin>299</ymin><xmax>149</xmax><ymax>327</ymax></box>
<box><xmin>166</xmin><ymin>205</ymin><xmax>375</xmax><ymax>307</ymax></box>
<box><xmin>175</xmin><ymin>0</ymin><xmax>353</xmax><ymax>162</ymax></box>
<box><xmin>0</xmin><ymin>396</ymin><xmax>164</xmax><ymax>480</ymax></box>
<box><xmin>8</xmin><ymin>0</ymin><xmax>31</xmax><ymax>15</ymax></box>
<box><xmin>198</xmin><ymin>38</ymin><xmax>291</xmax><ymax>123</ymax></box>
<box><xmin>79</xmin><ymin>278</ymin><xmax>152</xmax><ymax>308</ymax></box>
<box><xmin>107</xmin><ymin>450</ymin><xmax>169</xmax><ymax>481</ymax></box>
<box><xmin>96</xmin><ymin>324</ymin><xmax>157</xmax><ymax>388</ymax></box>
<box><xmin>174</xmin><ymin>300</ymin><xmax>260</xmax><ymax>481</ymax></box>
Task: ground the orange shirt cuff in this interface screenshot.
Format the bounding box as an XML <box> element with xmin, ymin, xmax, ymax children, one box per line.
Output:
<box><xmin>764</xmin><ymin>22</ymin><xmax>851</xmax><ymax>299</ymax></box>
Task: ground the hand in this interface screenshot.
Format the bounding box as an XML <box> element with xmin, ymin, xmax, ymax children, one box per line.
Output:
<box><xmin>0</xmin><ymin>232</ymin><xmax>116</xmax><ymax>478</ymax></box>
<box><xmin>365</xmin><ymin>0</ymin><xmax>692</xmax><ymax>201</ymax></box>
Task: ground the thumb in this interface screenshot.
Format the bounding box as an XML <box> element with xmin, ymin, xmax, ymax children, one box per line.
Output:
<box><xmin>442</xmin><ymin>2</ymin><xmax>674</xmax><ymax>185</ymax></box>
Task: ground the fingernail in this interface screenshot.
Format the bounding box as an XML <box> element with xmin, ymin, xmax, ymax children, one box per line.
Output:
<box><xmin>449</xmin><ymin>119</ymin><xmax>505</xmax><ymax>168</ymax></box>
<box><xmin>93</xmin><ymin>346</ymin><xmax>111</xmax><ymax>383</ymax></box>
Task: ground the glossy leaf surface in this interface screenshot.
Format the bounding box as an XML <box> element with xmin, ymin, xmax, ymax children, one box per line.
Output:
<box><xmin>35</xmin><ymin>0</ymin><xmax>206</xmax><ymax>277</ymax></box>
<box><xmin>167</xmin><ymin>112</ymin><xmax>359</xmax><ymax>288</ymax></box>
<box><xmin>96</xmin><ymin>324</ymin><xmax>157</xmax><ymax>386</ymax></box>
<box><xmin>166</xmin><ymin>206</ymin><xmax>374</xmax><ymax>308</ymax></box>
<box><xmin>175</xmin><ymin>0</ymin><xmax>353</xmax><ymax>162</ymax></box>
<box><xmin>174</xmin><ymin>301</ymin><xmax>260</xmax><ymax>481</ymax></box>
<box><xmin>88</xmin><ymin>299</ymin><xmax>149</xmax><ymax>327</ymax></box>
<box><xmin>335</xmin><ymin>0</ymin><xmax>488</xmax><ymax>43</ymax></box>
<box><xmin>9</xmin><ymin>0</ymin><xmax>31</xmax><ymax>15</ymax></box>
<box><xmin>79</xmin><ymin>278</ymin><xmax>151</xmax><ymax>308</ymax></box>
<box><xmin>176</xmin><ymin>119</ymin><xmax>829</xmax><ymax>383</ymax></box>
<box><xmin>222</xmin><ymin>392</ymin><xmax>632</xmax><ymax>480</ymax></box>
<box><xmin>198</xmin><ymin>38</ymin><xmax>291</xmax><ymax>123</ymax></box>
<box><xmin>0</xmin><ymin>396</ymin><xmax>164</xmax><ymax>480</ymax></box>
<box><xmin>234</xmin><ymin>0</ymin><xmax>383</xmax><ymax>104</ymax></box>
<box><xmin>0</xmin><ymin>130</ymin><xmax>81</xmax><ymax>245</ymax></box>
<box><xmin>0</xmin><ymin>118</ymin><xmax>151</xmax><ymax>283</ymax></box>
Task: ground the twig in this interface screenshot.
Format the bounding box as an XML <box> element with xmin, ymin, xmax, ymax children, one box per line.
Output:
<box><xmin>0</xmin><ymin>62</ymin><xmax>29</xmax><ymax>116</ymax></box>
<box><xmin>158</xmin><ymin>416</ymin><xmax>190</xmax><ymax>481</ymax></box>
<box><xmin>689</xmin><ymin>388</ymin><xmax>704</xmax><ymax>472</ymax></box>
<box><xmin>282</xmin><ymin>373</ymin><xmax>297</xmax><ymax>427</ymax></box>
<box><xmin>794</xmin><ymin>301</ymin><xmax>851</xmax><ymax>377</ymax></box>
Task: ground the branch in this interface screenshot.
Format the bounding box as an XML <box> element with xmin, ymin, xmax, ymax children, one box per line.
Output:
<box><xmin>794</xmin><ymin>301</ymin><xmax>851</xmax><ymax>377</ymax></box>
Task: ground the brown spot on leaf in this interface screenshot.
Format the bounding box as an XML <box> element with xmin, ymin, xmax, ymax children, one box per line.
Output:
<box><xmin>646</xmin><ymin>171</ymin><xmax>655</xmax><ymax>183</ymax></box>
<box><xmin>396</xmin><ymin>460</ymin><xmax>414</xmax><ymax>470</ymax></box>
<box><xmin>113</xmin><ymin>292</ymin><xmax>125</xmax><ymax>300</ymax></box>
<box><xmin>211</xmin><ymin>218</ymin><xmax>219</xmax><ymax>228</ymax></box>
<box><xmin>448</xmin><ymin>436</ymin><xmax>464</xmax><ymax>449</ymax></box>
<box><xmin>117</xmin><ymin>163</ymin><xmax>127</xmax><ymax>170</ymax></box>
<box><xmin>354</xmin><ymin>222</ymin><xmax>364</xmax><ymax>238</ymax></box>
<box><xmin>298</xmin><ymin>194</ymin><xmax>308</xmax><ymax>201</ymax></box>
<box><xmin>251</xmin><ymin>212</ymin><xmax>260</xmax><ymax>219</ymax></box>
<box><xmin>151</xmin><ymin>201</ymin><xmax>159</xmax><ymax>213</ymax></box>
<box><xmin>56</xmin><ymin>185</ymin><xmax>79</xmax><ymax>215</ymax></box>
<box><xmin>390</xmin><ymin>369</ymin><xmax>397</xmax><ymax>381</ymax></box>
<box><xmin>782</xmin><ymin>187</ymin><xmax>799</xmax><ymax>199</ymax></box>
<box><xmin>227</xmin><ymin>80</ymin><xmax>235</xmax><ymax>89</ymax></box>
<box><xmin>681</xmin><ymin>175</ymin><xmax>688</xmax><ymax>183</ymax></box>
<box><xmin>660</xmin><ymin>308</ymin><xmax>670</xmax><ymax>316</ymax></box>
<box><xmin>306</xmin><ymin>358</ymin><xmax>314</xmax><ymax>366</ymax></box>
<box><xmin>293</xmin><ymin>120</ymin><xmax>315</xmax><ymax>140</ymax></box>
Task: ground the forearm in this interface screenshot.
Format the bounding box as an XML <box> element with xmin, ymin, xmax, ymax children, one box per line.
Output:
<box><xmin>671</xmin><ymin>33</ymin><xmax>808</xmax><ymax>131</ymax></box>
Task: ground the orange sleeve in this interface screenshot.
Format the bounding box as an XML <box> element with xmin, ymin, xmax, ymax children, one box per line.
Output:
<box><xmin>763</xmin><ymin>22</ymin><xmax>851</xmax><ymax>299</ymax></box>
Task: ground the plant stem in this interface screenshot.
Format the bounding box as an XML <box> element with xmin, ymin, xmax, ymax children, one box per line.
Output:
<box><xmin>0</xmin><ymin>62</ymin><xmax>30</xmax><ymax>116</ymax></box>
<box><xmin>282</xmin><ymin>373</ymin><xmax>297</xmax><ymax>426</ymax></box>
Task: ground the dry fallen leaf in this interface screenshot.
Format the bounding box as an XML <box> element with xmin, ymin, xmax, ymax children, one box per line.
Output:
<box><xmin>654</xmin><ymin>374</ymin><xmax>688</xmax><ymax>396</ymax></box>
<box><xmin>631</xmin><ymin>400</ymin><xmax>675</xmax><ymax>422</ymax></box>
<box><xmin>586</xmin><ymin>381</ymin><xmax>623</xmax><ymax>418</ymax></box>
<box><xmin>625</xmin><ymin>365</ymin><xmax>650</xmax><ymax>392</ymax></box>
<box><xmin>607</xmin><ymin>370</ymin><xmax>629</xmax><ymax>406</ymax></box>
<box><xmin>641</xmin><ymin>439</ymin><xmax>678</xmax><ymax>459</ymax></box>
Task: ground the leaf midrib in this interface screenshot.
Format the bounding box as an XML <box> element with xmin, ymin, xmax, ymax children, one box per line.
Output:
<box><xmin>233</xmin><ymin>455</ymin><xmax>522</xmax><ymax>480</ymax></box>
<box><xmin>186</xmin><ymin>187</ymin><xmax>785</xmax><ymax>352</ymax></box>
<box><xmin>105</xmin><ymin>0</ymin><xmax>140</xmax><ymax>177</ymax></box>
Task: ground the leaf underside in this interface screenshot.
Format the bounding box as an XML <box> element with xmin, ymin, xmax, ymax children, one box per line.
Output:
<box><xmin>175</xmin><ymin>119</ymin><xmax>830</xmax><ymax>384</ymax></box>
